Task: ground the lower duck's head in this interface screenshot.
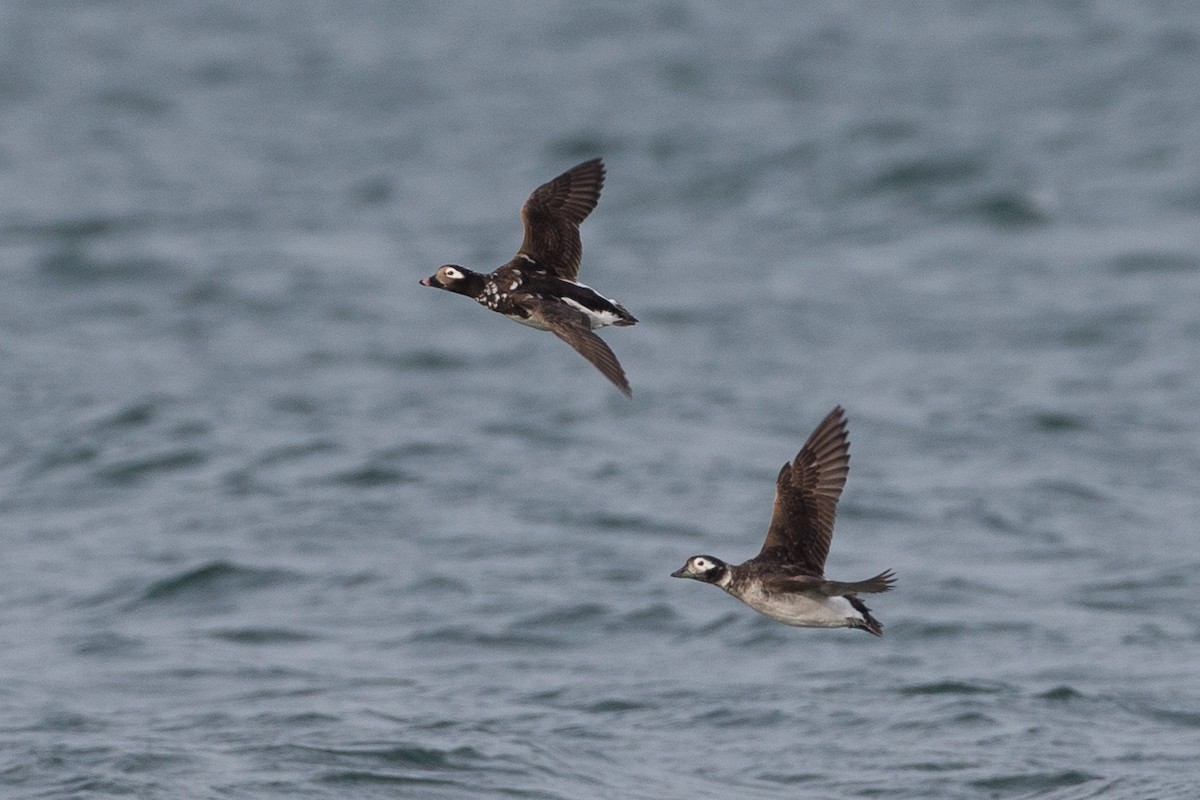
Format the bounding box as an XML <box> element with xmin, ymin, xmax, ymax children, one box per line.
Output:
<box><xmin>671</xmin><ymin>555</ymin><xmax>729</xmax><ymax>584</ymax></box>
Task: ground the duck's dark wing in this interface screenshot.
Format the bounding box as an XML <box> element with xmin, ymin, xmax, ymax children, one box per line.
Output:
<box><xmin>754</xmin><ymin>406</ymin><xmax>850</xmax><ymax>572</ymax></box>
<box><xmin>529</xmin><ymin>300</ymin><xmax>631</xmax><ymax>397</ymax></box>
<box><xmin>518</xmin><ymin>158</ymin><xmax>605</xmax><ymax>281</ymax></box>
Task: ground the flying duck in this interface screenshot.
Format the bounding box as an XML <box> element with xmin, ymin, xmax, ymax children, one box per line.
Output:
<box><xmin>672</xmin><ymin>406</ymin><xmax>896</xmax><ymax>634</ymax></box>
<box><xmin>419</xmin><ymin>158</ymin><xmax>636</xmax><ymax>396</ymax></box>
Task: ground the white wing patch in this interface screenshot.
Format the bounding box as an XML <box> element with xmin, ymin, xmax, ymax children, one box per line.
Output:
<box><xmin>562</xmin><ymin>297</ymin><xmax>621</xmax><ymax>329</ymax></box>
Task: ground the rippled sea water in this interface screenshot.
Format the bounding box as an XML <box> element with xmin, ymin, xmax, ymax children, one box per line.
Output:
<box><xmin>3</xmin><ymin>2</ymin><xmax>1200</xmax><ymax>798</ymax></box>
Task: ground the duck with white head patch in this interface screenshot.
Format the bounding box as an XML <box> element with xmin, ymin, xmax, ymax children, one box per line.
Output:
<box><xmin>419</xmin><ymin>158</ymin><xmax>637</xmax><ymax>396</ymax></box>
<box><xmin>672</xmin><ymin>406</ymin><xmax>896</xmax><ymax>635</ymax></box>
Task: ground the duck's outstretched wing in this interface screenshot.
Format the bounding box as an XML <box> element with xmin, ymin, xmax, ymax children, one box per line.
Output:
<box><xmin>529</xmin><ymin>300</ymin><xmax>631</xmax><ymax>397</ymax></box>
<box><xmin>518</xmin><ymin>158</ymin><xmax>605</xmax><ymax>281</ymax></box>
<box><xmin>755</xmin><ymin>406</ymin><xmax>850</xmax><ymax>572</ymax></box>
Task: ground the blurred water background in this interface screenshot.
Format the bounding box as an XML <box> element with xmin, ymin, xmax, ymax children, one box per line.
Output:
<box><xmin>3</xmin><ymin>1</ymin><xmax>1200</xmax><ymax>797</ymax></box>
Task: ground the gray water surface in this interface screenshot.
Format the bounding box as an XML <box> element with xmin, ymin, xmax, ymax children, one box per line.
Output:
<box><xmin>3</xmin><ymin>2</ymin><xmax>1200</xmax><ymax>798</ymax></box>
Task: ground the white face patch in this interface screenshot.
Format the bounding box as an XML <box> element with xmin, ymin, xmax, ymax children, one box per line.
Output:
<box><xmin>689</xmin><ymin>557</ymin><xmax>731</xmax><ymax>587</ymax></box>
<box><xmin>439</xmin><ymin>266</ymin><xmax>464</xmax><ymax>281</ymax></box>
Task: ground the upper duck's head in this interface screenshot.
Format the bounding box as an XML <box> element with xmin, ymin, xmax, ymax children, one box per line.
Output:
<box><xmin>419</xmin><ymin>264</ymin><xmax>472</xmax><ymax>292</ymax></box>
<box><xmin>671</xmin><ymin>555</ymin><xmax>730</xmax><ymax>584</ymax></box>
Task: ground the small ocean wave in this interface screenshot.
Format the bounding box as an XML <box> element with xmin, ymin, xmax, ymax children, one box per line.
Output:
<box><xmin>1</xmin><ymin>215</ymin><xmax>127</xmax><ymax>240</ymax></box>
<box><xmin>524</xmin><ymin>506</ymin><xmax>700</xmax><ymax>540</ymax></box>
<box><xmin>480</xmin><ymin>419</ymin><xmax>579</xmax><ymax>447</ymax></box>
<box><xmin>128</xmin><ymin>561</ymin><xmax>300</xmax><ymax>609</ymax></box>
<box><xmin>325</xmin><ymin>462</ymin><xmax>417</xmax><ymax>488</ymax></box>
<box><xmin>691</xmin><ymin>611</ymin><xmax>743</xmax><ymax>635</ymax></box>
<box><xmin>756</xmin><ymin>770</ymin><xmax>824</xmax><ymax>785</ymax></box>
<box><xmin>891</xmin><ymin>760</ymin><xmax>979</xmax><ymax>774</ymax></box>
<box><xmin>690</xmin><ymin>705</ymin><xmax>791</xmax><ymax>727</ymax></box>
<box><xmin>69</xmin><ymin>631</ymin><xmax>148</xmax><ymax>658</ymax></box>
<box><xmin>26</xmin><ymin>441</ymin><xmax>101</xmax><ymax>477</ymax></box>
<box><xmin>1028</xmin><ymin>410</ymin><xmax>1092</xmax><ymax>433</ymax></box>
<box><xmin>856</xmin><ymin>153</ymin><xmax>987</xmax><ymax>197</ymax></box>
<box><xmin>22</xmin><ymin>395</ymin><xmax>208</xmax><ymax>485</ymax></box>
<box><xmin>902</xmin><ymin>618</ymin><xmax>1032</xmax><ymax>642</ymax></box>
<box><xmin>245</xmin><ymin>711</ymin><xmax>341</xmax><ymax>727</ymax></box>
<box><xmin>610</xmin><ymin>602</ymin><xmax>679</xmax><ymax>632</ymax></box>
<box><xmin>31</xmin><ymin>775</ymin><xmax>146</xmax><ymax>798</ymax></box>
<box><xmin>262</xmin><ymin>740</ymin><xmax>578</xmax><ymax>800</ymax></box>
<box><xmin>227</xmin><ymin>439</ymin><xmax>444</xmax><ymax>494</ymax></box>
<box><xmin>1036</xmin><ymin>686</ymin><xmax>1087</xmax><ymax>702</ymax></box>
<box><xmin>93</xmin><ymin>86</ymin><xmax>175</xmax><ymax>118</ymax></box>
<box><xmin>900</xmin><ymin>679</ymin><xmax>1013</xmax><ymax>696</ymax></box>
<box><xmin>206</xmin><ymin>626</ymin><xmax>319</xmax><ymax>645</ymax></box>
<box><xmin>111</xmin><ymin>750</ymin><xmax>197</xmax><ymax>776</ymax></box>
<box><xmin>407</xmin><ymin>626</ymin><xmax>566</xmax><ymax>650</ymax></box>
<box><xmin>366</xmin><ymin>349</ymin><xmax>473</xmax><ymax>372</ymax></box>
<box><xmin>1107</xmin><ymin>250</ymin><xmax>1200</xmax><ymax>275</ymax></box>
<box><xmin>575</xmin><ymin>698</ymin><xmax>655</xmax><ymax>714</ymax></box>
<box><xmin>299</xmin><ymin>742</ymin><xmax>491</xmax><ymax>771</ymax></box>
<box><xmin>86</xmin><ymin>398</ymin><xmax>163</xmax><ymax>432</ymax></box>
<box><xmin>1025</xmin><ymin>775</ymin><xmax>1200</xmax><ymax>800</ymax></box>
<box><xmin>405</xmin><ymin>574</ymin><xmax>472</xmax><ymax>595</ymax></box>
<box><xmin>1130</xmin><ymin>703</ymin><xmax>1200</xmax><ymax>730</ymax></box>
<box><xmin>966</xmin><ymin>190</ymin><xmax>1051</xmax><ymax>228</ymax></box>
<box><xmin>1047</xmin><ymin>307</ymin><xmax>1155</xmax><ymax>350</ymax></box>
<box><xmin>969</xmin><ymin>769</ymin><xmax>1100</xmax><ymax>794</ymax></box>
<box><xmin>174</xmin><ymin>274</ymin><xmax>296</xmax><ymax>316</ymax></box>
<box><xmin>221</xmin><ymin>440</ymin><xmax>344</xmax><ymax>494</ymax></box>
<box><xmin>589</xmin><ymin>512</ymin><xmax>700</xmax><ymax>538</ymax></box>
<box><xmin>1037</xmin><ymin>478</ymin><xmax>1110</xmax><ymax>503</ymax></box>
<box><xmin>511</xmin><ymin>603</ymin><xmax>609</xmax><ymax>629</ymax></box>
<box><xmin>94</xmin><ymin>447</ymin><xmax>209</xmax><ymax>485</ymax></box>
<box><xmin>26</xmin><ymin>708</ymin><xmax>107</xmax><ymax>734</ymax></box>
<box><xmin>36</xmin><ymin>243</ymin><xmax>182</xmax><ymax>286</ymax></box>
<box><xmin>247</xmin><ymin>440</ymin><xmax>343</xmax><ymax>468</ymax></box>
<box><xmin>1074</xmin><ymin>570</ymin><xmax>1191</xmax><ymax>613</ymax></box>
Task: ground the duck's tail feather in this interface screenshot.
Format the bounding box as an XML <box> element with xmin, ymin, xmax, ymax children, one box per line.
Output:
<box><xmin>846</xmin><ymin>595</ymin><xmax>885</xmax><ymax>636</ymax></box>
<box><xmin>825</xmin><ymin>569</ymin><xmax>896</xmax><ymax>596</ymax></box>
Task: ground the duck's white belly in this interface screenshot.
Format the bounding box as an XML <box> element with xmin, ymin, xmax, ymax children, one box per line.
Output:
<box><xmin>733</xmin><ymin>586</ymin><xmax>861</xmax><ymax>628</ymax></box>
